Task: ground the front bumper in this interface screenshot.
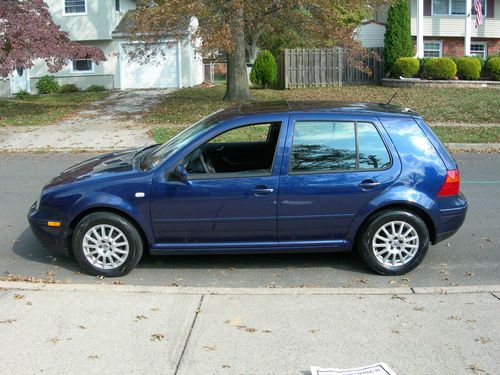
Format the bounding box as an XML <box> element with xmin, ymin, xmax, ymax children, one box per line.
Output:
<box><xmin>28</xmin><ymin>202</ymin><xmax>71</xmax><ymax>256</ymax></box>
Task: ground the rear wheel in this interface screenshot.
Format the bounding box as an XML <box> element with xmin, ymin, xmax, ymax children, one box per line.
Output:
<box><xmin>357</xmin><ymin>210</ymin><xmax>430</xmax><ymax>275</ymax></box>
<box><xmin>72</xmin><ymin>212</ymin><xmax>143</xmax><ymax>277</ymax></box>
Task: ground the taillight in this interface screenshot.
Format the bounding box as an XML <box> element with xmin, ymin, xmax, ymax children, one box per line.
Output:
<box><xmin>437</xmin><ymin>169</ymin><xmax>460</xmax><ymax>197</ymax></box>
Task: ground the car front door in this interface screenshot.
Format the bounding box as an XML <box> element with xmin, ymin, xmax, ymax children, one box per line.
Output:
<box><xmin>277</xmin><ymin>114</ymin><xmax>401</xmax><ymax>248</ymax></box>
<box><xmin>150</xmin><ymin>115</ymin><xmax>288</xmax><ymax>250</ymax></box>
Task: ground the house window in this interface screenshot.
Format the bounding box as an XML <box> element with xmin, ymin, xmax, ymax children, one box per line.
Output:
<box><xmin>64</xmin><ymin>0</ymin><xmax>86</xmax><ymax>15</ymax></box>
<box><xmin>71</xmin><ymin>59</ymin><xmax>94</xmax><ymax>73</ymax></box>
<box><xmin>432</xmin><ymin>0</ymin><xmax>485</xmax><ymax>15</ymax></box>
<box><xmin>424</xmin><ymin>42</ymin><xmax>442</xmax><ymax>57</ymax></box>
<box><xmin>470</xmin><ymin>43</ymin><xmax>487</xmax><ymax>59</ymax></box>
<box><xmin>115</xmin><ymin>0</ymin><xmax>120</xmax><ymax>11</ymax></box>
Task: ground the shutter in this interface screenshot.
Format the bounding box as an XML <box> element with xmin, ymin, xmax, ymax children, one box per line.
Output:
<box><xmin>486</xmin><ymin>0</ymin><xmax>494</xmax><ymax>18</ymax></box>
<box><xmin>424</xmin><ymin>0</ymin><xmax>432</xmax><ymax>16</ymax></box>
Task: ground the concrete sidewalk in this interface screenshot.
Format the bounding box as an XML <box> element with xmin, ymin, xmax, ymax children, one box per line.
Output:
<box><xmin>0</xmin><ymin>282</ymin><xmax>499</xmax><ymax>375</ymax></box>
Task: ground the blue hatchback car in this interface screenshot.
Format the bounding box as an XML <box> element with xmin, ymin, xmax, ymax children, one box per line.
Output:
<box><xmin>29</xmin><ymin>101</ymin><xmax>467</xmax><ymax>277</ymax></box>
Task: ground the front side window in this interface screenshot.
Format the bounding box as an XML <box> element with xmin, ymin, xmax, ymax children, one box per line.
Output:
<box><xmin>71</xmin><ymin>59</ymin><xmax>93</xmax><ymax>73</ymax></box>
<box><xmin>290</xmin><ymin>121</ymin><xmax>390</xmax><ymax>173</ymax></box>
<box><xmin>183</xmin><ymin>122</ymin><xmax>282</xmax><ymax>177</ymax></box>
<box><xmin>424</xmin><ymin>42</ymin><xmax>442</xmax><ymax>58</ymax></box>
<box><xmin>64</xmin><ymin>0</ymin><xmax>86</xmax><ymax>14</ymax></box>
<box><xmin>115</xmin><ymin>0</ymin><xmax>121</xmax><ymax>11</ymax></box>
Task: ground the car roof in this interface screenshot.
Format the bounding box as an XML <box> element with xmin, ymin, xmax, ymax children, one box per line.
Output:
<box><xmin>211</xmin><ymin>101</ymin><xmax>420</xmax><ymax>122</ymax></box>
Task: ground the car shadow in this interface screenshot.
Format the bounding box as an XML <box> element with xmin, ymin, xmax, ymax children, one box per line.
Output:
<box><xmin>12</xmin><ymin>227</ymin><xmax>370</xmax><ymax>276</ymax></box>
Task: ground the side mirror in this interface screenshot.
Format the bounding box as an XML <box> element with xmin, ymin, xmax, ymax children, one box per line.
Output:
<box><xmin>173</xmin><ymin>164</ymin><xmax>188</xmax><ymax>183</ymax></box>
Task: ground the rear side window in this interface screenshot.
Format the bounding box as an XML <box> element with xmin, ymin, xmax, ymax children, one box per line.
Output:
<box><xmin>291</xmin><ymin>122</ymin><xmax>357</xmax><ymax>172</ymax></box>
<box><xmin>290</xmin><ymin>121</ymin><xmax>390</xmax><ymax>173</ymax></box>
<box><xmin>358</xmin><ymin>122</ymin><xmax>391</xmax><ymax>169</ymax></box>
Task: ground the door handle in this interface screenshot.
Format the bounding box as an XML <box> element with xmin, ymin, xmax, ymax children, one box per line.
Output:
<box><xmin>358</xmin><ymin>180</ymin><xmax>381</xmax><ymax>189</ymax></box>
<box><xmin>252</xmin><ymin>187</ymin><xmax>274</xmax><ymax>196</ymax></box>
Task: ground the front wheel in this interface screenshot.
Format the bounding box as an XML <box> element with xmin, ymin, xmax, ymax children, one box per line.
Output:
<box><xmin>357</xmin><ymin>210</ymin><xmax>430</xmax><ymax>275</ymax></box>
<box><xmin>72</xmin><ymin>212</ymin><xmax>143</xmax><ymax>277</ymax></box>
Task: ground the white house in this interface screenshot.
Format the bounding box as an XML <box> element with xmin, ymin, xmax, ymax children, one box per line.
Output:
<box><xmin>1</xmin><ymin>0</ymin><xmax>204</xmax><ymax>96</ymax></box>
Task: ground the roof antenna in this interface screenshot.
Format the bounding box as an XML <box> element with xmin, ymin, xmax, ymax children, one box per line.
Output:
<box><xmin>385</xmin><ymin>91</ymin><xmax>398</xmax><ymax>105</ymax></box>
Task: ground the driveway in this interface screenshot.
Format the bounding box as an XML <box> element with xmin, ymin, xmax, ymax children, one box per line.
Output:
<box><xmin>0</xmin><ymin>90</ymin><xmax>172</xmax><ymax>151</ymax></box>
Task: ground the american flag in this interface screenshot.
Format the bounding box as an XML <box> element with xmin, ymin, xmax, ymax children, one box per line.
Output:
<box><xmin>474</xmin><ymin>0</ymin><xmax>484</xmax><ymax>28</ymax></box>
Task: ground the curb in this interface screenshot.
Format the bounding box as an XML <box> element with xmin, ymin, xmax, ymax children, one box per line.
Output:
<box><xmin>2</xmin><ymin>281</ymin><xmax>500</xmax><ymax>296</ymax></box>
<box><xmin>445</xmin><ymin>143</ymin><xmax>500</xmax><ymax>153</ymax></box>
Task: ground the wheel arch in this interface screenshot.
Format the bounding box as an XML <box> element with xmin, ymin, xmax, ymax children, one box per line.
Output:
<box><xmin>353</xmin><ymin>203</ymin><xmax>436</xmax><ymax>247</ymax></box>
<box><xmin>67</xmin><ymin>207</ymin><xmax>150</xmax><ymax>256</ymax></box>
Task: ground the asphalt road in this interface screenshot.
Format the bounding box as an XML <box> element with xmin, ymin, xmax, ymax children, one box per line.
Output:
<box><xmin>0</xmin><ymin>152</ymin><xmax>498</xmax><ymax>288</ymax></box>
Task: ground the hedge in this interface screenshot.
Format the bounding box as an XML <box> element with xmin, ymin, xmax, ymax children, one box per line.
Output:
<box><xmin>487</xmin><ymin>57</ymin><xmax>500</xmax><ymax>80</ymax></box>
<box><xmin>456</xmin><ymin>57</ymin><xmax>481</xmax><ymax>80</ymax></box>
<box><xmin>394</xmin><ymin>57</ymin><xmax>420</xmax><ymax>78</ymax></box>
<box><xmin>250</xmin><ymin>49</ymin><xmax>277</xmax><ymax>88</ymax></box>
<box><xmin>424</xmin><ymin>58</ymin><xmax>457</xmax><ymax>80</ymax></box>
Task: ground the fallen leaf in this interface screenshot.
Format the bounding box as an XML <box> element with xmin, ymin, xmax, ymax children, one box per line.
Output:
<box><xmin>150</xmin><ymin>333</ymin><xmax>166</xmax><ymax>342</ymax></box>
<box><xmin>49</xmin><ymin>337</ymin><xmax>60</xmax><ymax>344</ymax></box>
<box><xmin>391</xmin><ymin>295</ymin><xmax>406</xmax><ymax>302</ymax></box>
<box><xmin>88</xmin><ymin>355</ymin><xmax>99</xmax><ymax>360</ymax></box>
<box><xmin>262</xmin><ymin>330</ymin><xmax>272</xmax><ymax>333</ymax></box>
<box><xmin>150</xmin><ymin>307</ymin><xmax>160</xmax><ymax>312</ymax></box>
<box><xmin>135</xmin><ymin>315</ymin><xmax>148</xmax><ymax>321</ymax></box>
<box><xmin>78</xmin><ymin>325</ymin><xmax>87</xmax><ymax>329</ymax></box>
<box><xmin>96</xmin><ymin>275</ymin><xmax>105</xmax><ymax>280</ymax></box>
<box><xmin>113</xmin><ymin>280</ymin><xmax>124</xmax><ymax>285</ymax></box>
<box><xmin>414</xmin><ymin>307</ymin><xmax>424</xmax><ymax>311</ymax></box>
<box><xmin>222</xmin><ymin>364</ymin><xmax>231</xmax><ymax>368</ymax></box>
<box><xmin>474</xmin><ymin>337</ymin><xmax>492</xmax><ymax>344</ymax></box>
<box><xmin>0</xmin><ymin>319</ymin><xmax>16</xmax><ymax>324</ymax></box>
<box><xmin>448</xmin><ymin>315</ymin><xmax>462</xmax><ymax>321</ymax></box>
<box><xmin>468</xmin><ymin>364</ymin><xmax>487</xmax><ymax>374</ymax></box>
<box><xmin>14</xmin><ymin>294</ymin><xmax>25</xmax><ymax>300</ymax></box>
<box><xmin>464</xmin><ymin>272</ymin><xmax>475</xmax><ymax>277</ymax></box>
<box><xmin>202</xmin><ymin>345</ymin><xmax>216</xmax><ymax>351</ymax></box>
<box><xmin>309</xmin><ymin>329</ymin><xmax>318</xmax><ymax>334</ymax></box>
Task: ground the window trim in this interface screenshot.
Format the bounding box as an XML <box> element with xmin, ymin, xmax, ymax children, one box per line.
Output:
<box><xmin>287</xmin><ymin>120</ymin><xmax>393</xmax><ymax>176</ymax></box>
<box><xmin>70</xmin><ymin>59</ymin><xmax>95</xmax><ymax>74</ymax></box>
<box><xmin>175</xmin><ymin>121</ymin><xmax>283</xmax><ymax>181</ymax></box>
<box><xmin>62</xmin><ymin>0</ymin><xmax>87</xmax><ymax>16</ymax></box>
<box><xmin>470</xmin><ymin>42</ymin><xmax>488</xmax><ymax>59</ymax></box>
<box><xmin>423</xmin><ymin>40</ymin><xmax>443</xmax><ymax>58</ymax></box>
<box><xmin>431</xmin><ymin>0</ymin><xmax>486</xmax><ymax>16</ymax></box>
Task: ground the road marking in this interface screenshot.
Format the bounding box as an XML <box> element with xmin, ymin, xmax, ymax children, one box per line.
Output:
<box><xmin>462</xmin><ymin>181</ymin><xmax>500</xmax><ymax>184</ymax></box>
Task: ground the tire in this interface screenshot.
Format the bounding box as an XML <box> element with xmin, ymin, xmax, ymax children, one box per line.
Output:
<box><xmin>357</xmin><ymin>210</ymin><xmax>430</xmax><ymax>275</ymax></box>
<box><xmin>72</xmin><ymin>212</ymin><xmax>143</xmax><ymax>277</ymax></box>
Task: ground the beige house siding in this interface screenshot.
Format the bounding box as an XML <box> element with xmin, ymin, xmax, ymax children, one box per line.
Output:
<box><xmin>46</xmin><ymin>0</ymin><xmax>133</xmax><ymax>41</ymax></box>
<box><xmin>356</xmin><ymin>22</ymin><xmax>386</xmax><ymax>47</ymax></box>
<box><xmin>410</xmin><ymin>0</ymin><xmax>500</xmax><ymax>38</ymax></box>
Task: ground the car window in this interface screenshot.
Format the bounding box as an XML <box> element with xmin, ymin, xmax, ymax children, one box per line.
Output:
<box><xmin>357</xmin><ymin>122</ymin><xmax>391</xmax><ymax>169</ymax></box>
<box><xmin>290</xmin><ymin>121</ymin><xmax>357</xmax><ymax>173</ymax></box>
<box><xmin>183</xmin><ymin>122</ymin><xmax>281</xmax><ymax>178</ymax></box>
<box><xmin>209</xmin><ymin>123</ymin><xmax>271</xmax><ymax>143</ymax></box>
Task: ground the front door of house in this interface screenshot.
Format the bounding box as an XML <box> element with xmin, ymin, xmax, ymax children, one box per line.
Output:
<box><xmin>10</xmin><ymin>68</ymin><xmax>30</xmax><ymax>94</ymax></box>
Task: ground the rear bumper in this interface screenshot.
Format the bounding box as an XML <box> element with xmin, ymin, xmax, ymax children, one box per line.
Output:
<box><xmin>28</xmin><ymin>203</ymin><xmax>71</xmax><ymax>256</ymax></box>
<box><xmin>433</xmin><ymin>194</ymin><xmax>468</xmax><ymax>244</ymax></box>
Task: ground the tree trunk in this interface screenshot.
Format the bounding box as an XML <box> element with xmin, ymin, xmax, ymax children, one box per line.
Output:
<box><xmin>224</xmin><ymin>7</ymin><xmax>250</xmax><ymax>101</ymax></box>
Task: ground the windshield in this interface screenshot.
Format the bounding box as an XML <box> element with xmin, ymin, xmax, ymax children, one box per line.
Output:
<box><xmin>140</xmin><ymin>114</ymin><xmax>221</xmax><ymax>171</ymax></box>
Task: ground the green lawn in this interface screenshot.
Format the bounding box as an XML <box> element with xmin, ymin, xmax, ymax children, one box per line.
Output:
<box><xmin>0</xmin><ymin>92</ymin><xmax>109</xmax><ymax>126</ymax></box>
<box><xmin>143</xmin><ymin>84</ymin><xmax>500</xmax><ymax>126</ymax></box>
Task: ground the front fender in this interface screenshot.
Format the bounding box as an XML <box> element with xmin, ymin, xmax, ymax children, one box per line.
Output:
<box><xmin>345</xmin><ymin>187</ymin><xmax>437</xmax><ymax>243</ymax></box>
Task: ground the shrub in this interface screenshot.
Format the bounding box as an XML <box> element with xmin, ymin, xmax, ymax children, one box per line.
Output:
<box><xmin>85</xmin><ymin>84</ymin><xmax>107</xmax><ymax>92</ymax></box>
<box><xmin>59</xmin><ymin>83</ymin><xmax>79</xmax><ymax>93</ymax></box>
<box><xmin>36</xmin><ymin>75</ymin><xmax>60</xmax><ymax>94</ymax></box>
<box><xmin>487</xmin><ymin>57</ymin><xmax>500</xmax><ymax>80</ymax></box>
<box><xmin>250</xmin><ymin>49</ymin><xmax>277</xmax><ymax>88</ymax></box>
<box><xmin>15</xmin><ymin>90</ymin><xmax>31</xmax><ymax>100</ymax></box>
<box><xmin>424</xmin><ymin>58</ymin><xmax>457</xmax><ymax>80</ymax></box>
<box><xmin>384</xmin><ymin>0</ymin><xmax>413</xmax><ymax>75</ymax></box>
<box><xmin>418</xmin><ymin>57</ymin><xmax>431</xmax><ymax>77</ymax></box>
<box><xmin>394</xmin><ymin>57</ymin><xmax>420</xmax><ymax>78</ymax></box>
<box><xmin>456</xmin><ymin>57</ymin><xmax>481</xmax><ymax>80</ymax></box>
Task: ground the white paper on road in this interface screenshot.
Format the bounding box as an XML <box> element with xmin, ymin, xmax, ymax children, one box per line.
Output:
<box><xmin>311</xmin><ymin>363</ymin><xmax>397</xmax><ymax>375</ymax></box>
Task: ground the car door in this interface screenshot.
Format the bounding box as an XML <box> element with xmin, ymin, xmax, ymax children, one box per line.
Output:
<box><xmin>277</xmin><ymin>114</ymin><xmax>401</xmax><ymax>247</ymax></box>
<box><xmin>149</xmin><ymin>115</ymin><xmax>288</xmax><ymax>250</ymax></box>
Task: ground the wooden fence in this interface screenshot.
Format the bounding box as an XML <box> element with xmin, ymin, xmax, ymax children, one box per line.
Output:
<box><xmin>278</xmin><ymin>47</ymin><xmax>384</xmax><ymax>89</ymax></box>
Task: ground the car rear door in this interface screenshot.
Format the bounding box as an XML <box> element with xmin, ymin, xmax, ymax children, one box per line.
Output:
<box><xmin>277</xmin><ymin>113</ymin><xmax>401</xmax><ymax>247</ymax></box>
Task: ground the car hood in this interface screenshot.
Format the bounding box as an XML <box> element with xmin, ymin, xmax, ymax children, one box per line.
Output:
<box><xmin>44</xmin><ymin>148</ymin><xmax>141</xmax><ymax>190</ymax></box>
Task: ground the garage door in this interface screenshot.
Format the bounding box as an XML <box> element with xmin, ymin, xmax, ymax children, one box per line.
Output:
<box><xmin>121</xmin><ymin>43</ymin><xmax>179</xmax><ymax>89</ymax></box>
